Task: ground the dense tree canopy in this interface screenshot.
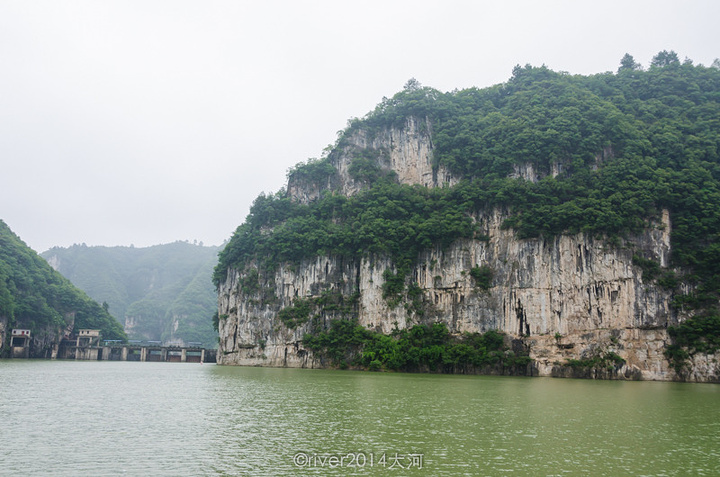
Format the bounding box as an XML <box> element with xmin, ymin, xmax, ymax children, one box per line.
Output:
<box><xmin>304</xmin><ymin>321</ymin><xmax>530</xmax><ymax>373</ymax></box>
<box><xmin>0</xmin><ymin>220</ymin><xmax>126</xmax><ymax>347</ymax></box>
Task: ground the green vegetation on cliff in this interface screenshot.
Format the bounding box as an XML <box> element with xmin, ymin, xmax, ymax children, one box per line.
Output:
<box><xmin>303</xmin><ymin>321</ymin><xmax>530</xmax><ymax>373</ymax></box>
<box><xmin>665</xmin><ymin>315</ymin><xmax>720</xmax><ymax>372</ymax></box>
<box><xmin>214</xmin><ymin>182</ymin><xmax>476</xmax><ymax>285</ymax></box>
<box><xmin>215</xmin><ymin>51</ymin><xmax>720</xmax><ymax>364</ymax></box>
<box><xmin>0</xmin><ymin>220</ymin><xmax>126</xmax><ymax>352</ymax></box>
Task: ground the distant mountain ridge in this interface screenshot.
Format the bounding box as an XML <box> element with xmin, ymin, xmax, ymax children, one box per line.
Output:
<box><xmin>42</xmin><ymin>241</ymin><xmax>219</xmax><ymax>348</ymax></box>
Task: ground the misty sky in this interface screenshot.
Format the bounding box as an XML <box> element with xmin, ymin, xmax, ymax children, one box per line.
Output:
<box><xmin>1</xmin><ymin>1</ymin><xmax>718</xmax><ymax>253</ymax></box>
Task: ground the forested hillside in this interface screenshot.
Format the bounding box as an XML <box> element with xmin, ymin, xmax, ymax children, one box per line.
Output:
<box><xmin>43</xmin><ymin>242</ymin><xmax>219</xmax><ymax>348</ymax></box>
<box><xmin>0</xmin><ymin>220</ymin><xmax>125</xmax><ymax>356</ymax></box>
<box><xmin>215</xmin><ymin>51</ymin><xmax>720</xmax><ymax>373</ymax></box>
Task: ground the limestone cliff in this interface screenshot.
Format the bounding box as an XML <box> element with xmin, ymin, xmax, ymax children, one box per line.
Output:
<box><xmin>217</xmin><ymin>118</ymin><xmax>719</xmax><ymax>382</ymax></box>
<box><xmin>287</xmin><ymin>117</ymin><xmax>458</xmax><ymax>204</ymax></box>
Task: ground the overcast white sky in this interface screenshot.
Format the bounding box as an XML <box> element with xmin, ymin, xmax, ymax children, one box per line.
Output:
<box><xmin>1</xmin><ymin>0</ymin><xmax>718</xmax><ymax>253</ymax></box>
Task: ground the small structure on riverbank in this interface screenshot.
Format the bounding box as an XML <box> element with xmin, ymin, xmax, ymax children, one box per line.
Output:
<box><xmin>76</xmin><ymin>329</ymin><xmax>101</xmax><ymax>347</ymax></box>
<box><xmin>10</xmin><ymin>329</ymin><xmax>31</xmax><ymax>358</ymax></box>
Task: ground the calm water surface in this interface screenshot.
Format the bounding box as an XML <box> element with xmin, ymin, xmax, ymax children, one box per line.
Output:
<box><xmin>1</xmin><ymin>360</ymin><xmax>718</xmax><ymax>476</ymax></box>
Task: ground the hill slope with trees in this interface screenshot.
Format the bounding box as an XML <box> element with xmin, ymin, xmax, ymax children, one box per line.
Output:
<box><xmin>0</xmin><ymin>220</ymin><xmax>125</xmax><ymax>357</ymax></box>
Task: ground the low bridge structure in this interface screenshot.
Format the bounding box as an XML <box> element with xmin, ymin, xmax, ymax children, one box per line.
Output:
<box><xmin>58</xmin><ymin>334</ymin><xmax>217</xmax><ymax>363</ymax></box>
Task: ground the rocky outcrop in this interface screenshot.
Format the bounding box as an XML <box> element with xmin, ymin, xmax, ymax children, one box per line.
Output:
<box><xmin>218</xmin><ymin>119</ymin><xmax>719</xmax><ymax>382</ymax></box>
<box><xmin>0</xmin><ymin>315</ymin><xmax>7</xmax><ymax>354</ymax></box>
<box><xmin>287</xmin><ymin>117</ymin><xmax>458</xmax><ymax>204</ymax></box>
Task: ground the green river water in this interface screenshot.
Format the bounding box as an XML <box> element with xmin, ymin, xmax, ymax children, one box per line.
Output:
<box><xmin>1</xmin><ymin>360</ymin><xmax>718</xmax><ymax>476</ymax></box>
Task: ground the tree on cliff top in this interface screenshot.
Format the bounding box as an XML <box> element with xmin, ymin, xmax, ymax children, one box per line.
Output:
<box><xmin>618</xmin><ymin>53</ymin><xmax>642</xmax><ymax>72</ymax></box>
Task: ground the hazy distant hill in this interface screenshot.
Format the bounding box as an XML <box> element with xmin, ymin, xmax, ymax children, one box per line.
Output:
<box><xmin>42</xmin><ymin>242</ymin><xmax>219</xmax><ymax>348</ymax></box>
<box><xmin>0</xmin><ymin>220</ymin><xmax>125</xmax><ymax>357</ymax></box>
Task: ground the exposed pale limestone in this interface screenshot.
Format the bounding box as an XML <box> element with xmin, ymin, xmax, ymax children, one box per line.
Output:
<box><xmin>123</xmin><ymin>315</ymin><xmax>139</xmax><ymax>335</ymax></box>
<box><xmin>685</xmin><ymin>353</ymin><xmax>720</xmax><ymax>383</ymax></box>
<box><xmin>509</xmin><ymin>163</ymin><xmax>539</xmax><ymax>182</ymax></box>
<box><xmin>45</xmin><ymin>254</ymin><xmax>61</xmax><ymax>271</ymax></box>
<box><xmin>527</xmin><ymin>329</ymin><xmax>674</xmax><ymax>381</ymax></box>
<box><xmin>287</xmin><ymin>117</ymin><xmax>458</xmax><ymax>204</ymax></box>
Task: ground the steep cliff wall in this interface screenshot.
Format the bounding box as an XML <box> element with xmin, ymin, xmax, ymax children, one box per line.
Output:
<box><xmin>218</xmin><ymin>119</ymin><xmax>719</xmax><ymax>382</ymax></box>
<box><xmin>287</xmin><ymin>117</ymin><xmax>458</xmax><ymax>204</ymax></box>
<box><xmin>217</xmin><ymin>207</ymin><xmax>718</xmax><ymax>381</ymax></box>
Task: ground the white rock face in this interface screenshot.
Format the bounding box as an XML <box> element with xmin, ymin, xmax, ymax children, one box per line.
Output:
<box><xmin>44</xmin><ymin>254</ymin><xmax>61</xmax><ymax>271</ymax></box>
<box><xmin>287</xmin><ymin>117</ymin><xmax>458</xmax><ymax>204</ymax></box>
<box><xmin>218</xmin><ymin>118</ymin><xmax>719</xmax><ymax>381</ymax></box>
